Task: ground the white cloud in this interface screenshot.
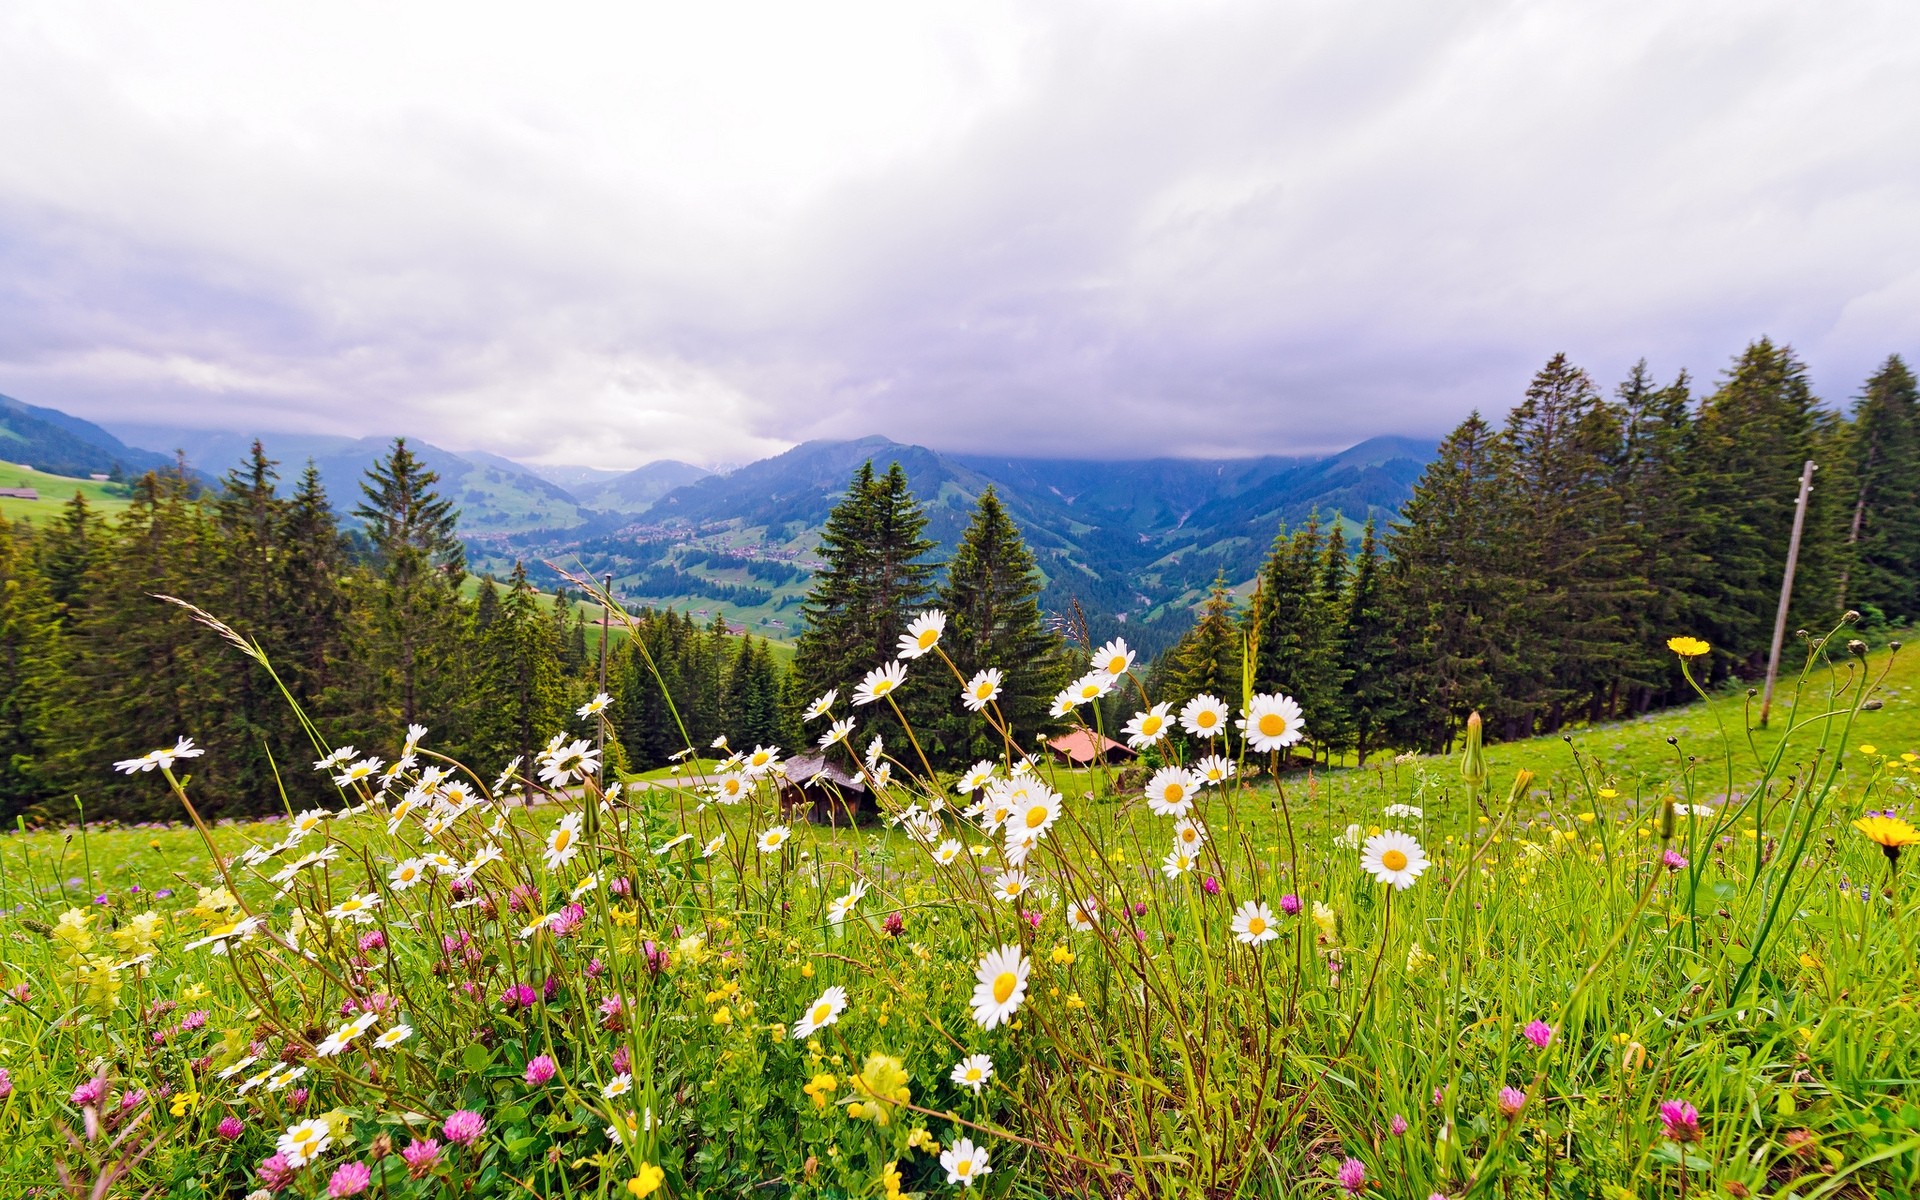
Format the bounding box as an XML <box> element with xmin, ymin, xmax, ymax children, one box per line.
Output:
<box><xmin>0</xmin><ymin>0</ymin><xmax>1915</xmax><ymax>465</ymax></box>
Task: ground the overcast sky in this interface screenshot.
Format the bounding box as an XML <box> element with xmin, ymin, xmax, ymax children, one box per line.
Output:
<box><xmin>1</xmin><ymin>2</ymin><xmax>1915</xmax><ymax>468</ymax></box>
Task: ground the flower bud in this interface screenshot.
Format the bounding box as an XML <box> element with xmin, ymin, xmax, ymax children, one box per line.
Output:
<box><xmin>1659</xmin><ymin>798</ymin><xmax>1676</xmax><ymax>842</ymax></box>
<box><xmin>1460</xmin><ymin>712</ymin><xmax>1486</xmax><ymax>788</ymax></box>
<box><xmin>1847</xmin><ymin>639</ymin><xmax>1868</xmax><ymax>658</ymax></box>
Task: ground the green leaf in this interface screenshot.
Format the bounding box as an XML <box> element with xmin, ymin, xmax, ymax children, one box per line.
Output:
<box><xmin>462</xmin><ymin>1044</ymin><xmax>494</xmax><ymax>1074</ymax></box>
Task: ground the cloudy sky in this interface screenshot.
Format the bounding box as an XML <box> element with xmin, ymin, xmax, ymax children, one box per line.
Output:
<box><xmin>1</xmin><ymin>2</ymin><xmax>1915</xmax><ymax>467</ymax></box>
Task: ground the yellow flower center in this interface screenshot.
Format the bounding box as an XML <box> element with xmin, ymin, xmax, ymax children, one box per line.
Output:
<box><xmin>1197</xmin><ymin>710</ymin><xmax>1218</xmax><ymax>728</ymax></box>
<box><xmin>1248</xmin><ymin>916</ymin><xmax>1266</xmax><ymax>936</ymax></box>
<box><xmin>1163</xmin><ymin>784</ymin><xmax>1183</xmax><ymax>802</ymax></box>
<box><xmin>992</xmin><ymin>972</ymin><xmax>1017</xmax><ymax>1004</ymax></box>
<box><xmin>957</xmin><ymin>1160</ymin><xmax>974</xmax><ymax>1177</ymax></box>
<box><xmin>1025</xmin><ymin>806</ymin><xmax>1048</xmax><ymax>829</ymax></box>
<box><xmin>553</xmin><ymin>829</ymin><xmax>572</xmax><ymax>851</ymax></box>
<box><xmin>1259</xmin><ymin>713</ymin><xmax>1285</xmax><ymax>736</ymax></box>
<box><xmin>918</xmin><ymin>630</ymin><xmax>938</xmax><ymax>648</ymax></box>
<box><xmin>974</xmin><ymin>682</ymin><xmax>991</xmax><ymax>697</ymax></box>
<box><xmin>1142</xmin><ymin>716</ymin><xmax>1161</xmax><ymax>734</ymax></box>
<box><xmin>812</xmin><ymin>1002</ymin><xmax>832</xmax><ymax>1024</ymax></box>
<box><xmin>1382</xmin><ymin>849</ymin><xmax>1408</xmax><ymax>871</ymax></box>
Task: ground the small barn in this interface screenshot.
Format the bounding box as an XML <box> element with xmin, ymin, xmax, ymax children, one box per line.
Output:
<box><xmin>1045</xmin><ymin>730</ymin><xmax>1134</xmax><ymax>767</ymax></box>
<box><xmin>0</xmin><ymin>488</ymin><xmax>39</xmax><ymax>500</ymax></box>
<box><xmin>779</xmin><ymin>754</ymin><xmax>878</xmax><ymax>826</ymax></box>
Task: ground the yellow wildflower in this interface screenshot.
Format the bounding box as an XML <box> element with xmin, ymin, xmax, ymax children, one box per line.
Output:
<box><xmin>1666</xmin><ymin>636</ymin><xmax>1710</xmax><ymax>658</ymax></box>
<box><xmin>1049</xmin><ymin>945</ymin><xmax>1074</xmax><ymax>966</ymax></box>
<box><xmin>627</xmin><ymin>1163</ymin><xmax>665</xmax><ymax>1197</ymax></box>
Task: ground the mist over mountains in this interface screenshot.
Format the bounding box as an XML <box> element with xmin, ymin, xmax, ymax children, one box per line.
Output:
<box><xmin>12</xmin><ymin>404</ymin><xmax>1433</xmax><ymax>657</ymax></box>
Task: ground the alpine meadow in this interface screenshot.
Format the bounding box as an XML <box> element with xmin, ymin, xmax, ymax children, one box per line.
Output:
<box><xmin>0</xmin><ymin>336</ymin><xmax>1915</xmax><ymax>1200</ymax></box>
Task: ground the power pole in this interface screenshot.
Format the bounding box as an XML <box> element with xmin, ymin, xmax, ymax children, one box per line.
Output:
<box><xmin>597</xmin><ymin>573</ymin><xmax>612</xmax><ymax>762</ymax></box>
<box><xmin>1759</xmin><ymin>460</ymin><xmax>1817</xmax><ymax>727</ymax></box>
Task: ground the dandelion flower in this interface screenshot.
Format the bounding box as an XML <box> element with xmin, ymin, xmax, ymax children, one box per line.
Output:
<box><xmin>758</xmin><ymin>825</ymin><xmax>793</xmax><ymax>853</ymax></box>
<box><xmin>950</xmin><ymin>1054</ymin><xmax>994</xmax><ymax>1093</ymax></box>
<box><xmin>1853</xmin><ymin>813</ymin><xmax>1920</xmax><ymax>864</ymax></box>
<box><xmin>1666</xmin><ymin>636</ymin><xmax>1710</xmax><ymax>658</ymax></box>
<box><xmin>543</xmin><ymin>813</ymin><xmax>584</xmax><ymax>871</ymax></box>
<box><xmin>969</xmin><ymin>944</ymin><xmax>1029</xmax><ymax>1029</ymax></box>
<box><xmin>277</xmin><ymin>1118</ymin><xmax>333</xmax><ymax>1167</ymax></box>
<box><xmin>1145</xmin><ymin>766</ymin><xmax>1199</xmax><ymax>817</ymax></box>
<box><xmin>1360</xmin><ymin>831</ymin><xmax>1429</xmax><ymax>890</ymax></box>
<box><xmin>1240</xmin><ymin>693</ymin><xmax>1305</xmax><ymax>752</ymax></box>
<box><xmin>1231</xmin><ymin>900</ymin><xmax>1279</xmax><ymax>946</ymax></box>
<box><xmin>854</xmin><ymin>662</ymin><xmax>909</xmax><ymax>706</ymax></box>
<box><xmin>940</xmin><ymin>1137</ymin><xmax>991</xmax><ymax>1187</ymax></box>
<box><xmin>1179</xmin><ymin>693</ymin><xmax>1229</xmax><ymax>739</ymax></box>
<box><xmin>897</xmin><ymin>610</ymin><xmax>946</xmax><ymax>659</ymax></box>
<box><xmin>961</xmin><ymin>670</ymin><xmax>1002</xmax><ymax>712</ymax></box>
<box><xmin>1122</xmin><ymin>703</ymin><xmax>1173</xmax><ymax>749</ymax></box>
<box><xmin>793</xmin><ymin>985</ymin><xmax>849</xmax><ymax>1038</ymax></box>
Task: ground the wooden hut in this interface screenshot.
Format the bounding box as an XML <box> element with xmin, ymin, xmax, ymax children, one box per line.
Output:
<box><xmin>1044</xmin><ymin>730</ymin><xmax>1134</xmax><ymax>767</ymax></box>
<box><xmin>778</xmin><ymin>754</ymin><xmax>877</xmax><ymax>826</ymax></box>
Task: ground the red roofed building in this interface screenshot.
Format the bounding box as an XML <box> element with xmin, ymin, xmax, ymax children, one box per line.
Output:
<box><xmin>1044</xmin><ymin>730</ymin><xmax>1134</xmax><ymax>767</ymax></box>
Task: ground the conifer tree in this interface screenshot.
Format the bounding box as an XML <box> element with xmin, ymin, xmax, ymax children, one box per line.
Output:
<box><xmin>935</xmin><ymin>486</ymin><xmax>1069</xmax><ymax>760</ymax></box>
<box><xmin>351</xmin><ymin>439</ymin><xmax>467</xmax><ymax>729</ymax></box>
<box><xmin>1342</xmin><ymin>520</ymin><xmax>1399</xmax><ymax>766</ymax></box>
<box><xmin>470</xmin><ymin>562</ymin><xmax>568</xmax><ymax>773</ymax></box>
<box><xmin>1838</xmin><ymin>355</ymin><xmax>1920</xmax><ymax>621</ymax></box>
<box><xmin>1162</xmin><ymin>574</ymin><xmax>1242</xmax><ymax>712</ymax></box>
<box><xmin>0</xmin><ymin>515</ymin><xmax>68</xmax><ymax>811</ymax></box>
<box><xmin>1610</xmin><ymin>362</ymin><xmax>1707</xmax><ymax>704</ymax></box>
<box><xmin>1245</xmin><ymin>515</ymin><xmax>1345</xmax><ymax>758</ymax></box>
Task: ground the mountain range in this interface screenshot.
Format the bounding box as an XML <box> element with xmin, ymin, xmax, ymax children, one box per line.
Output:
<box><xmin>6</xmin><ymin>403</ymin><xmax>1434</xmax><ymax>657</ymax></box>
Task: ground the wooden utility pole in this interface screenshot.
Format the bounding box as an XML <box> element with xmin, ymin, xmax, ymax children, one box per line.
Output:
<box><xmin>597</xmin><ymin>573</ymin><xmax>612</xmax><ymax>762</ymax></box>
<box><xmin>1759</xmin><ymin>460</ymin><xmax>1817</xmax><ymax>727</ymax></box>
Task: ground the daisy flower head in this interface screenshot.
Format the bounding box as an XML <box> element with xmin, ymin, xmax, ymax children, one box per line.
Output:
<box><xmin>1360</xmin><ymin>830</ymin><xmax>1429</xmax><ymax>890</ymax></box>
<box><xmin>112</xmin><ymin>736</ymin><xmax>207</xmax><ymax>775</ymax></box>
<box><xmin>792</xmin><ymin>985</ymin><xmax>849</xmax><ymax>1038</ymax></box>
<box><xmin>933</xmin><ymin>839</ymin><xmax>963</xmax><ymax>865</ymax></box>
<box><xmin>864</xmin><ymin>734</ymin><xmax>886</xmax><ymax>769</ymax></box>
<box><xmin>403</xmin><ymin>723</ymin><xmax>428</xmax><ymax>752</ymax></box>
<box><xmin>702</xmin><ymin>834</ymin><xmax>726</xmax><ymax>858</ymax></box>
<box><xmin>1092</xmin><ymin>637</ymin><xmax>1135</xmax><ymax>679</ymax></box>
<box><xmin>1172</xmin><ymin>817</ymin><xmax>1207</xmax><ymax>850</ymax></box>
<box><xmin>388</xmin><ymin>859</ymin><xmax>428</xmax><ymax>891</ymax></box>
<box><xmin>544</xmin><ymin>813</ymin><xmax>584</xmax><ymax>871</ymax></box>
<box><xmin>956</xmin><ymin>760</ymin><xmax>996</xmax><ymax>794</ymax></box>
<box><xmin>1047</xmin><ymin>690</ymin><xmax>1077</xmax><ymax>719</ymax></box>
<box><xmin>277</xmin><ymin>1118</ymin><xmax>333</xmax><ymax>1167</ymax></box>
<box><xmin>803</xmin><ymin>689</ymin><xmax>837</xmax><ymax>721</ymax></box>
<box><xmin>961</xmin><ymin>669</ymin><xmax>1003</xmax><ymax>712</ymax></box>
<box><xmin>1193</xmin><ymin>754</ymin><xmax>1236</xmax><ymax>787</ymax></box>
<box><xmin>743</xmin><ymin>745</ymin><xmax>782</xmax><ymax>777</ymax></box>
<box><xmin>992</xmin><ymin>870</ymin><xmax>1031</xmax><ymax>903</ymax></box>
<box><xmin>602</xmin><ymin>1072</ymin><xmax>633</xmax><ymax>1099</ymax></box>
<box><xmin>1231</xmin><ymin>900</ymin><xmax>1280</xmax><ymax>946</ymax></box>
<box><xmin>577</xmin><ymin>692</ymin><xmax>612</xmax><ymax>718</ymax></box>
<box><xmin>1161</xmin><ymin>846</ymin><xmax>1198</xmax><ymax>880</ymax></box>
<box><xmin>897</xmin><ymin>609</ymin><xmax>946</xmax><ymax>659</ymax></box>
<box><xmin>854</xmin><ymin>661</ymin><xmax>909</xmax><ymax>706</ymax></box>
<box><xmin>1178</xmin><ymin>693</ymin><xmax>1230</xmax><ymax>739</ymax></box>
<box><xmin>325</xmin><ymin>892</ymin><xmax>382</xmax><ymax>924</ymax></box>
<box><xmin>374</xmin><ymin>1024</ymin><xmax>413</xmax><ymax>1049</ymax></box>
<box><xmin>819</xmin><ymin>716</ymin><xmax>856</xmax><ymax>749</ymax></box>
<box><xmin>711</xmin><ymin>774</ymin><xmax>749</xmax><ymax>805</ymax></box>
<box><xmin>950</xmin><ymin>1053</ymin><xmax>994</xmax><ymax>1093</ymax></box>
<box><xmin>758</xmin><ymin>825</ymin><xmax>793</xmax><ymax>853</ymax></box>
<box><xmin>1066</xmin><ymin>896</ymin><xmax>1099</xmax><ymax>931</ymax></box>
<box><xmin>1008</xmin><ymin>786</ymin><xmax>1062</xmax><ymax>843</ymax></box>
<box><xmin>969</xmin><ymin>944</ymin><xmax>1030</xmax><ymax>1029</ymax></box>
<box><xmin>1066</xmin><ymin>671</ymin><xmax>1116</xmax><ymax>707</ymax></box>
<box><xmin>1122</xmin><ymin>703</ymin><xmax>1174</xmax><ymax>750</ymax></box>
<box><xmin>334</xmin><ymin>757</ymin><xmax>383</xmax><ymax>787</ymax></box>
<box><xmin>1145</xmin><ymin>766</ymin><xmax>1199</xmax><ymax>817</ymax></box>
<box><xmin>941</xmin><ymin>1137</ymin><xmax>992</xmax><ymax>1188</ymax></box>
<box><xmin>1240</xmin><ymin>693</ymin><xmax>1305</xmax><ymax>753</ymax></box>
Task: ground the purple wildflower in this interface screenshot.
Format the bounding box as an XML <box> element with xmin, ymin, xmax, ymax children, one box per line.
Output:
<box><xmin>1497</xmin><ymin>1087</ymin><xmax>1527</xmax><ymax>1117</ymax></box>
<box><xmin>1662</xmin><ymin>849</ymin><xmax>1688</xmax><ymax>871</ymax></box>
<box><xmin>1280</xmin><ymin>893</ymin><xmax>1302</xmax><ymax>916</ymax></box>
<box><xmin>327</xmin><ymin>1161</ymin><xmax>373</xmax><ymax>1197</ymax></box>
<box><xmin>442</xmin><ymin>1109</ymin><xmax>485</xmax><ymax>1145</ymax></box>
<box><xmin>402</xmin><ymin>1138</ymin><xmax>441</xmax><ymax>1178</ymax></box>
<box><xmin>218</xmin><ymin>1116</ymin><xmax>245</xmax><ymax>1140</ymax></box>
<box><xmin>1337</xmin><ymin>1157</ymin><xmax>1367</xmax><ymax>1194</ymax></box>
<box><xmin>1522</xmin><ymin>1020</ymin><xmax>1554</xmax><ymax>1049</ymax></box>
<box><xmin>1658</xmin><ymin>1099</ymin><xmax>1702</xmax><ymax>1143</ymax></box>
<box><xmin>524</xmin><ymin>1055</ymin><xmax>557</xmax><ymax>1085</ymax></box>
<box><xmin>501</xmin><ymin>983</ymin><xmax>537</xmax><ymax>1010</ymax></box>
<box><xmin>70</xmin><ymin>1076</ymin><xmax>109</xmax><ymax>1107</ymax></box>
<box><xmin>258</xmin><ymin>1153</ymin><xmax>296</xmax><ymax>1191</ymax></box>
<box><xmin>1389</xmin><ymin>1114</ymin><xmax>1407</xmax><ymax>1137</ymax></box>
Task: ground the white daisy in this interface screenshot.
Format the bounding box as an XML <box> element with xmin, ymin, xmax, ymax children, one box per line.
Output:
<box><xmin>854</xmin><ymin>661</ymin><xmax>909</xmax><ymax>706</ymax></box>
<box><xmin>711</xmin><ymin>774</ymin><xmax>749</xmax><ymax>805</ymax></box>
<box><xmin>819</xmin><ymin>717</ymin><xmax>856</xmax><ymax>748</ymax></box>
<box><xmin>792</xmin><ymin>985</ymin><xmax>849</xmax><ymax>1038</ymax></box>
<box><xmin>543</xmin><ymin>813</ymin><xmax>584</xmax><ymax>871</ymax></box>
<box><xmin>961</xmin><ymin>669</ymin><xmax>1003</xmax><ymax>712</ymax></box>
<box><xmin>933</xmin><ymin>839</ymin><xmax>963</xmax><ymax>865</ymax></box>
<box><xmin>373</xmin><ymin>1023</ymin><xmax>412</xmax><ymax>1048</ymax></box>
<box><xmin>276</xmin><ymin>1117</ymin><xmax>332</xmax><ymax>1167</ymax></box>
<box><xmin>1145</xmin><ymin>767</ymin><xmax>1199</xmax><ymax>818</ymax></box>
<box><xmin>1193</xmin><ymin>754</ymin><xmax>1237</xmax><ymax>787</ymax></box>
<box><xmin>758</xmin><ymin>825</ymin><xmax>793</xmax><ymax>853</ymax></box>
<box><xmin>969</xmin><ymin>944</ymin><xmax>1029</xmax><ymax>1030</ymax></box>
<box><xmin>1240</xmin><ymin>693</ymin><xmax>1306</xmax><ymax>753</ymax></box>
<box><xmin>702</xmin><ymin>834</ymin><xmax>726</xmax><ymax>858</ymax></box>
<box><xmin>1360</xmin><ymin>830</ymin><xmax>1429</xmax><ymax>891</ymax></box>
<box><xmin>956</xmin><ymin>761</ymin><xmax>997</xmax><ymax>794</ymax></box>
<box><xmin>1161</xmin><ymin>846</ymin><xmax>1198</xmax><ymax>879</ymax></box>
<box><xmin>897</xmin><ymin>609</ymin><xmax>947</xmax><ymax>659</ymax></box>
<box><xmin>1122</xmin><ymin>703</ymin><xmax>1173</xmax><ymax>749</ymax></box>
<box><xmin>577</xmin><ymin>692</ymin><xmax>613</xmax><ymax>718</ymax></box>
<box><xmin>1091</xmin><ymin>637</ymin><xmax>1135</xmax><ymax>679</ymax></box>
<box><xmin>1066</xmin><ymin>896</ymin><xmax>1099</xmax><ymax>932</ymax></box>
<box><xmin>388</xmin><ymin>858</ymin><xmax>428</xmax><ymax>890</ymax></box>
<box><xmin>1178</xmin><ymin>693</ymin><xmax>1230</xmax><ymax>739</ymax></box>
<box><xmin>991</xmin><ymin>870</ymin><xmax>1031</xmax><ymax>903</ymax></box>
<box><xmin>941</xmin><ymin>1137</ymin><xmax>992</xmax><ymax>1188</ymax></box>
<box><xmin>1231</xmin><ymin>900</ymin><xmax>1280</xmax><ymax>946</ymax></box>
<box><xmin>743</xmin><ymin>745</ymin><xmax>782</xmax><ymax>777</ymax></box>
<box><xmin>1172</xmin><ymin>817</ymin><xmax>1207</xmax><ymax>850</ymax></box>
<box><xmin>1007</xmin><ymin>787</ymin><xmax>1062</xmax><ymax>843</ymax></box>
<box><xmin>602</xmin><ymin>1072</ymin><xmax>633</xmax><ymax>1099</ymax></box>
<box><xmin>803</xmin><ymin>689</ymin><xmax>837</xmax><ymax>721</ymax></box>
<box><xmin>950</xmin><ymin>1053</ymin><xmax>994</xmax><ymax>1093</ymax></box>
<box><xmin>325</xmin><ymin>893</ymin><xmax>381</xmax><ymax>924</ymax></box>
<box><xmin>1065</xmin><ymin>671</ymin><xmax>1116</xmax><ymax>707</ymax></box>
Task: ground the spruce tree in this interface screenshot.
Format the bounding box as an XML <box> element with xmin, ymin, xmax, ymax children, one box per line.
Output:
<box><xmin>1245</xmin><ymin>515</ymin><xmax>1344</xmax><ymax>757</ymax></box>
<box><xmin>1839</xmin><ymin>355</ymin><xmax>1920</xmax><ymax>621</ymax></box>
<box><xmin>470</xmin><ymin>562</ymin><xmax>568</xmax><ymax>773</ymax></box>
<box><xmin>1610</xmin><ymin>362</ymin><xmax>1708</xmax><ymax>705</ymax></box>
<box><xmin>1342</xmin><ymin>520</ymin><xmax>1399</xmax><ymax>766</ymax></box>
<box><xmin>1163</xmin><ymin>574</ymin><xmax>1242</xmax><ymax>711</ymax></box>
<box><xmin>0</xmin><ymin>515</ymin><xmax>69</xmax><ymax>813</ymax></box>
<box><xmin>935</xmin><ymin>486</ymin><xmax>1069</xmax><ymax>760</ymax></box>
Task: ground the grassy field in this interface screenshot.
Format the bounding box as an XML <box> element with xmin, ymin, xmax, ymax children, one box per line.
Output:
<box><xmin>2</xmin><ymin>638</ymin><xmax>1915</xmax><ymax>1196</ymax></box>
<box><xmin>0</xmin><ymin>461</ymin><xmax>136</xmax><ymax>524</ymax></box>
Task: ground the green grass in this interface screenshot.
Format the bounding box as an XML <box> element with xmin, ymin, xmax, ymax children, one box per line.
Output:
<box><xmin>0</xmin><ymin>461</ymin><xmax>136</xmax><ymax>524</ymax></box>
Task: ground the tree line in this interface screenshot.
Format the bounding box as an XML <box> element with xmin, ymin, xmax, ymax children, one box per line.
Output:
<box><xmin>1153</xmin><ymin>343</ymin><xmax>1919</xmax><ymax>757</ymax></box>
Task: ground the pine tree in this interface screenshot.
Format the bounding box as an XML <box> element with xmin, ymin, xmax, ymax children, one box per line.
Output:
<box><xmin>1162</xmin><ymin>574</ymin><xmax>1242</xmax><ymax>712</ymax></box>
<box><xmin>1384</xmin><ymin>414</ymin><xmax>1519</xmax><ymax>750</ymax></box>
<box><xmin>32</xmin><ymin>493</ymin><xmax>101</xmax><ymax>622</ymax></box>
<box><xmin>350</xmin><ymin>439</ymin><xmax>467</xmax><ymax>730</ymax></box>
<box><xmin>1245</xmin><ymin>514</ymin><xmax>1344</xmax><ymax>757</ymax></box>
<box><xmin>1342</xmin><ymin>520</ymin><xmax>1399</xmax><ymax>766</ymax></box>
<box><xmin>1610</xmin><ymin>362</ymin><xmax>1708</xmax><ymax>705</ymax></box>
<box><xmin>279</xmin><ymin>462</ymin><xmax>350</xmax><ymax>709</ymax></box>
<box><xmin>1691</xmin><ymin>339</ymin><xmax>1837</xmax><ymax>666</ymax></box>
<box><xmin>469</xmin><ymin>562</ymin><xmax>568</xmax><ymax>774</ymax></box>
<box><xmin>1838</xmin><ymin>355</ymin><xmax>1920</xmax><ymax>621</ymax></box>
<box><xmin>0</xmin><ymin>515</ymin><xmax>69</xmax><ymax>813</ymax></box>
<box><xmin>935</xmin><ymin>486</ymin><xmax>1069</xmax><ymax>760</ymax></box>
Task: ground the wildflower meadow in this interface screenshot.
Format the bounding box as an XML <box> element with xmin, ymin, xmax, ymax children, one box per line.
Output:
<box><xmin>2</xmin><ymin>595</ymin><xmax>1917</xmax><ymax>1199</ymax></box>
